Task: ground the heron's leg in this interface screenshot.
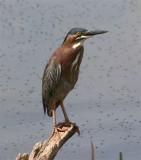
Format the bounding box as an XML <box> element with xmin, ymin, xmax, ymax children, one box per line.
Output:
<box><xmin>60</xmin><ymin>101</ymin><xmax>70</xmax><ymax>123</ymax></box>
<box><xmin>52</xmin><ymin>105</ymin><xmax>56</xmax><ymax>127</ymax></box>
<box><xmin>48</xmin><ymin>104</ymin><xmax>61</xmax><ymax>140</ymax></box>
<box><xmin>59</xmin><ymin>101</ymin><xmax>80</xmax><ymax>135</ymax></box>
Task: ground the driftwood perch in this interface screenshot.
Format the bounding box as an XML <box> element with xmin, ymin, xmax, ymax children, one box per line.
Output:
<box><xmin>16</xmin><ymin>123</ymin><xmax>79</xmax><ymax>160</ymax></box>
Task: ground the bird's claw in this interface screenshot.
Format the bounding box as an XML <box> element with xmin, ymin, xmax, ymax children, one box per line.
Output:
<box><xmin>57</xmin><ymin>122</ymin><xmax>80</xmax><ymax>135</ymax></box>
<box><xmin>57</xmin><ymin>121</ymin><xmax>73</xmax><ymax>128</ymax></box>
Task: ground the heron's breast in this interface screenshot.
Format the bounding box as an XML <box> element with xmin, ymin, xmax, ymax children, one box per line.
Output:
<box><xmin>62</xmin><ymin>50</ymin><xmax>83</xmax><ymax>84</ymax></box>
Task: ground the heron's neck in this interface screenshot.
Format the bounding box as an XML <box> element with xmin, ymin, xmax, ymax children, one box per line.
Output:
<box><xmin>72</xmin><ymin>40</ymin><xmax>84</xmax><ymax>49</ymax></box>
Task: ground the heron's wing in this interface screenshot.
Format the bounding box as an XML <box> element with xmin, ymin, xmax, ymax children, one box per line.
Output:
<box><xmin>42</xmin><ymin>58</ymin><xmax>61</xmax><ymax>115</ymax></box>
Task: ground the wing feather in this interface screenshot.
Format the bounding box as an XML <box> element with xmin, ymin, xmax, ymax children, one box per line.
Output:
<box><xmin>42</xmin><ymin>58</ymin><xmax>61</xmax><ymax>115</ymax></box>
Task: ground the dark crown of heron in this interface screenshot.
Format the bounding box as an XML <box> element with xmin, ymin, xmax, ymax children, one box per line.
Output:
<box><xmin>62</xmin><ymin>28</ymin><xmax>89</xmax><ymax>44</ymax></box>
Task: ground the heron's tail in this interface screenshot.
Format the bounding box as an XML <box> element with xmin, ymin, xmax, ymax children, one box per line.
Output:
<box><xmin>42</xmin><ymin>98</ymin><xmax>52</xmax><ymax>117</ymax></box>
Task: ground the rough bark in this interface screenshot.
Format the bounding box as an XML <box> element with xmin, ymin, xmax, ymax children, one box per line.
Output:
<box><xmin>16</xmin><ymin>123</ymin><xmax>79</xmax><ymax>160</ymax></box>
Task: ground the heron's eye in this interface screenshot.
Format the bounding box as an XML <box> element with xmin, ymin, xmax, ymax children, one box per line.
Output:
<box><xmin>76</xmin><ymin>32</ymin><xmax>81</xmax><ymax>36</ymax></box>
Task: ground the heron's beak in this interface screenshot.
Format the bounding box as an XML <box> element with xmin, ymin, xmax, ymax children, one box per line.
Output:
<box><xmin>76</xmin><ymin>30</ymin><xmax>108</xmax><ymax>40</ymax></box>
<box><xmin>84</xmin><ymin>30</ymin><xmax>108</xmax><ymax>37</ymax></box>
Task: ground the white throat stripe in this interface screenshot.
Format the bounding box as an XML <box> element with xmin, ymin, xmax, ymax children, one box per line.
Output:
<box><xmin>72</xmin><ymin>42</ymin><xmax>81</xmax><ymax>49</ymax></box>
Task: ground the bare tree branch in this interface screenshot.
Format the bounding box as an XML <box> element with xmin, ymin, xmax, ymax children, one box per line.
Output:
<box><xmin>16</xmin><ymin>123</ymin><xmax>79</xmax><ymax>160</ymax></box>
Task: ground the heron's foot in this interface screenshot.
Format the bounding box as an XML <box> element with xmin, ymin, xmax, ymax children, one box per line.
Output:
<box><xmin>57</xmin><ymin>120</ymin><xmax>73</xmax><ymax>128</ymax></box>
<box><xmin>57</xmin><ymin>122</ymin><xmax>80</xmax><ymax>135</ymax></box>
<box><xmin>57</xmin><ymin>121</ymin><xmax>77</xmax><ymax>133</ymax></box>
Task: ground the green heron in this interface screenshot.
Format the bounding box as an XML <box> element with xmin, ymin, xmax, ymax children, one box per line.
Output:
<box><xmin>42</xmin><ymin>28</ymin><xmax>107</xmax><ymax>131</ymax></box>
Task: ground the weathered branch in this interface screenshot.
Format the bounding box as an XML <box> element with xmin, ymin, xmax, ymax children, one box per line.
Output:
<box><xmin>16</xmin><ymin>123</ymin><xmax>79</xmax><ymax>160</ymax></box>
